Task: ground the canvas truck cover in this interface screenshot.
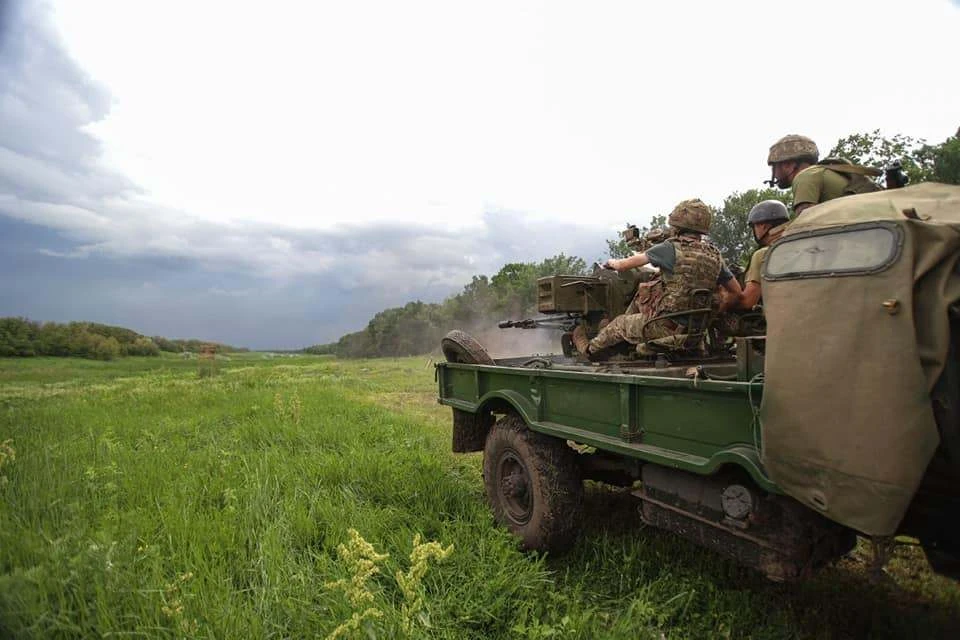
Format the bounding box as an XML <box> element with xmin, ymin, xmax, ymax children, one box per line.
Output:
<box><xmin>761</xmin><ymin>183</ymin><xmax>960</xmax><ymax>536</ymax></box>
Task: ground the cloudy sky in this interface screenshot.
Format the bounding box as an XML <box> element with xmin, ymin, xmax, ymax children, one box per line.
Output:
<box><xmin>2</xmin><ymin>0</ymin><xmax>958</xmax><ymax>349</ymax></box>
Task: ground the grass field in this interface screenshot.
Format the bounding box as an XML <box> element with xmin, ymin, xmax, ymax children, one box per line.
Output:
<box><xmin>1</xmin><ymin>354</ymin><xmax>958</xmax><ymax>639</ymax></box>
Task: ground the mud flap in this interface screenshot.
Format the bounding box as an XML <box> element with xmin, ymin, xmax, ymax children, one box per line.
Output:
<box><xmin>452</xmin><ymin>408</ymin><xmax>491</xmax><ymax>453</ymax></box>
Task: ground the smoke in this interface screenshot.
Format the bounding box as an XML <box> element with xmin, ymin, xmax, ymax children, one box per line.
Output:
<box><xmin>474</xmin><ymin>326</ymin><xmax>561</xmax><ymax>359</ymax></box>
<box><xmin>445</xmin><ymin>310</ymin><xmax>565</xmax><ymax>360</ymax></box>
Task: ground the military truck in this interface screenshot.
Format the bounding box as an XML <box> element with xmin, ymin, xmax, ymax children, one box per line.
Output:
<box><xmin>436</xmin><ymin>183</ymin><xmax>960</xmax><ymax>582</ymax></box>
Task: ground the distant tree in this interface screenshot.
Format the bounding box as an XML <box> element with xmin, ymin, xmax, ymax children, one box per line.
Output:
<box><xmin>38</xmin><ymin>322</ymin><xmax>71</xmax><ymax>356</ymax></box>
<box><xmin>124</xmin><ymin>337</ymin><xmax>161</xmax><ymax>356</ymax></box>
<box><xmin>448</xmin><ymin>275</ymin><xmax>497</xmax><ymax>327</ymax></box>
<box><xmin>152</xmin><ymin>336</ymin><xmax>182</xmax><ymax>352</ymax></box>
<box><xmin>535</xmin><ymin>254</ymin><xmax>588</xmax><ymax>278</ymax></box>
<box><xmin>928</xmin><ymin>131</ymin><xmax>960</xmax><ymax>185</ymax></box>
<box><xmin>829</xmin><ymin>130</ymin><xmax>936</xmax><ymax>185</ymax></box>
<box><xmin>302</xmin><ymin>343</ymin><xmax>337</xmax><ymax>355</ymax></box>
<box><xmin>829</xmin><ymin>127</ymin><xmax>960</xmax><ymax>187</ymax></box>
<box><xmin>490</xmin><ymin>262</ymin><xmax>538</xmax><ymax>315</ymax></box>
<box><xmin>0</xmin><ymin>317</ymin><xmax>247</xmax><ymax>360</ymax></box>
<box><xmin>0</xmin><ymin>317</ymin><xmax>39</xmax><ymax>356</ymax></box>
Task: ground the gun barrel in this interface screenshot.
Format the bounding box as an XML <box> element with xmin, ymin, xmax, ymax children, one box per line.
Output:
<box><xmin>499</xmin><ymin>317</ymin><xmax>577</xmax><ymax>330</ymax></box>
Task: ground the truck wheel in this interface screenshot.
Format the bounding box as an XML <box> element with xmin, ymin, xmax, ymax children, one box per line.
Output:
<box><xmin>441</xmin><ymin>330</ymin><xmax>495</xmax><ymax>365</ymax></box>
<box><xmin>483</xmin><ymin>414</ymin><xmax>583</xmax><ymax>552</ymax></box>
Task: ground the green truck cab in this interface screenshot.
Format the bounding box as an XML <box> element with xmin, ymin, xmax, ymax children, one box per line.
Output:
<box><xmin>436</xmin><ymin>183</ymin><xmax>960</xmax><ymax>582</ymax></box>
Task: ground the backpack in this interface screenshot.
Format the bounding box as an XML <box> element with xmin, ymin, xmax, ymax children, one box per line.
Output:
<box><xmin>818</xmin><ymin>157</ymin><xmax>884</xmax><ymax>195</ymax></box>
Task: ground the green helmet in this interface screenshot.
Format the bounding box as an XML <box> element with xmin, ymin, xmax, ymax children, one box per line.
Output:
<box><xmin>668</xmin><ymin>198</ymin><xmax>712</xmax><ymax>234</ymax></box>
<box><xmin>747</xmin><ymin>200</ymin><xmax>789</xmax><ymax>225</ymax></box>
<box><xmin>767</xmin><ymin>134</ymin><xmax>819</xmax><ymax>165</ymax></box>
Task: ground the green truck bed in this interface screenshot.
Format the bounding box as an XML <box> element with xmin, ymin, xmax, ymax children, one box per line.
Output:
<box><xmin>436</xmin><ymin>355</ymin><xmax>776</xmax><ymax>493</ymax></box>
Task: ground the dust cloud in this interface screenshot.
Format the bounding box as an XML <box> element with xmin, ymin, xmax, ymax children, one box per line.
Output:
<box><xmin>468</xmin><ymin>325</ymin><xmax>563</xmax><ymax>359</ymax></box>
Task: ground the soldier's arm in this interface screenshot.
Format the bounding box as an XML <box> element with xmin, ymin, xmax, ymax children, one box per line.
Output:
<box><xmin>605</xmin><ymin>253</ymin><xmax>650</xmax><ymax>271</ymax></box>
<box><xmin>735</xmin><ymin>282</ymin><xmax>762</xmax><ymax>310</ymax></box>
<box><xmin>733</xmin><ymin>249</ymin><xmax>765</xmax><ymax>309</ymax></box>
<box><xmin>721</xmin><ymin>276</ymin><xmax>742</xmax><ymax>296</ymax></box>
<box><xmin>716</xmin><ymin>269</ymin><xmax>742</xmax><ymax>313</ymax></box>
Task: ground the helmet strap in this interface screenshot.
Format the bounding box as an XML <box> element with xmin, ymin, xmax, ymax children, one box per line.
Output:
<box><xmin>753</xmin><ymin>224</ymin><xmax>770</xmax><ymax>246</ymax></box>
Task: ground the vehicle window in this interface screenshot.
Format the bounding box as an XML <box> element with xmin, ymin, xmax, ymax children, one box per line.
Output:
<box><xmin>764</xmin><ymin>225</ymin><xmax>900</xmax><ymax>279</ymax></box>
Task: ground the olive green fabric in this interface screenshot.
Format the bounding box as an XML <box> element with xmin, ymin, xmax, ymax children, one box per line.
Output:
<box><xmin>761</xmin><ymin>183</ymin><xmax>960</xmax><ymax>536</ymax></box>
<box><xmin>745</xmin><ymin>247</ymin><xmax>768</xmax><ymax>285</ymax></box>
<box><xmin>792</xmin><ymin>165</ymin><xmax>850</xmax><ymax>209</ymax></box>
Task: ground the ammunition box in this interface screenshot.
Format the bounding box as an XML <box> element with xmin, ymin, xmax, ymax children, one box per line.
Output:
<box><xmin>537</xmin><ymin>276</ymin><xmax>609</xmax><ymax>314</ymax></box>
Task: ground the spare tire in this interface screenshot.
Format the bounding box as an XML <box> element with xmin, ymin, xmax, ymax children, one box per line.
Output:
<box><xmin>441</xmin><ymin>330</ymin><xmax>495</xmax><ymax>365</ymax></box>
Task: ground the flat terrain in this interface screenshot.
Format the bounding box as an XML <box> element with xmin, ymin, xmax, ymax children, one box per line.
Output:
<box><xmin>1</xmin><ymin>354</ymin><xmax>958</xmax><ymax>639</ymax></box>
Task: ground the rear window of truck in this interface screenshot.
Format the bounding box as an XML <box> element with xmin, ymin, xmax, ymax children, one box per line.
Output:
<box><xmin>764</xmin><ymin>223</ymin><xmax>902</xmax><ymax>280</ymax></box>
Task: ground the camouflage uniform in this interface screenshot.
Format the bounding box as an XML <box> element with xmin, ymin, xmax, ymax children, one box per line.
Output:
<box><xmin>589</xmin><ymin>236</ymin><xmax>723</xmax><ymax>351</ymax></box>
<box><xmin>586</xmin><ymin>200</ymin><xmax>723</xmax><ymax>355</ymax></box>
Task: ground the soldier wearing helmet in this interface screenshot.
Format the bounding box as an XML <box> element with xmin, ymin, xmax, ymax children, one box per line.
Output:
<box><xmin>730</xmin><ymin>200</ymin><xmax>791</xmax><ymax>311</ymax></box>
<box><xmin>767</xmin><ymin>134</ymin><xmax>850</xmax><ymax>216</ymax></box>
<box><xmin>572</xmin><ymin>199</ymin><xmax>742</xmax><ymax>360</ymax></box>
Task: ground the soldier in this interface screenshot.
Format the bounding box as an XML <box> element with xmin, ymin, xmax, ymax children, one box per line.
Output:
<box><xmin>767</xmin><ymin>134</ymin><xmax>881</xmax><ymax>216</ymax></box>
<box><xmin>730</xmin><ymin>200</ymin><xmax>791</xmax><ymax>311</ymax></box>
<box><xmin>572</xmin><ymin>199</ymin><xmax>742</xmax><ymax>360</ymax></box>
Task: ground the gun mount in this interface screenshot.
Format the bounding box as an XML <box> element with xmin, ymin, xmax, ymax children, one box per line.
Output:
<box><xmin>498</xmin><ymin>225</ymin><xmax>669</xmax><ymax>356</ymax></box>
<box><xmin>499</xmin><ymin>266</ymin><xmax>652</xmax><ymax>356</ymax></box>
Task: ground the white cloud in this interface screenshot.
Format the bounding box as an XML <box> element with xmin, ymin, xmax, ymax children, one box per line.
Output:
<box><xmin>0</xmin><ymin>194</ymin><xmax>109</xmax><ymax>230</ymax></box>
<box><xmin>47</xmin><ymin>0</ymin><xmax>959</xmax><ymax>234</ymax></box>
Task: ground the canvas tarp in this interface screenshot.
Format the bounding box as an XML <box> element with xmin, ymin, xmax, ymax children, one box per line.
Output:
<box><xmin>761</xmin><ymin>183</ymin><xmax>960</xmax><ymax>536</ymax></box>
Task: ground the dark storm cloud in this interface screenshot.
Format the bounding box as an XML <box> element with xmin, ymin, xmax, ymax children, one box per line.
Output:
<box><xmin>0</xmin><ymin>1</ymin><xmax>615</xmax><ymax>349</ymax></box>
<box><xmin>1</xmin><ymin>207</ymin><xmax>614</xmax><ymax>349</ymax></box>
<box><xmin>0</xmin><ymin>1</ymin><xmax>136</xmax><ymax>204</ymax></box>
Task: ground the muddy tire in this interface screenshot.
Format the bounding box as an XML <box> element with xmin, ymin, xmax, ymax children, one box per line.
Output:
<box><xmin>482</xmin><ymin>414</ymin><xmax>583</xmax><ymax>552</ymax></box>
<box><xmin>441</xmin><ymin>330</ymin><xmax>495</xmax><ymax>365</ymax></box>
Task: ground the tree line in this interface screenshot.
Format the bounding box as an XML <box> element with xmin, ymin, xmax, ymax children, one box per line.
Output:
<box><xmin>311</xmin><ymin>128</ymin><xmax>960</xmax><ymax>359</ymax></box>
<box><xmin>0</xmin><ymin>317</ymin><xmax>247</xmax><ymax>360</ymax></box>
<box><xmin>305</xmin><ymin>255</ymin><xmax>590</xmax><ymax>358</ymax></box>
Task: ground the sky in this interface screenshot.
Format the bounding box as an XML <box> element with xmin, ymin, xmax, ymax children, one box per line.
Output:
<box><xmin>1</xmin><ymin>0</ymin><xmax>959</xmax><ymax>349</ymax></box>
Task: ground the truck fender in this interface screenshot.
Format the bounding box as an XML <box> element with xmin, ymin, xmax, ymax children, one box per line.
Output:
<box><xmin>476</xmin><ymin>390</ymin><xmax>539</xmax><ymax>428</ymax></box>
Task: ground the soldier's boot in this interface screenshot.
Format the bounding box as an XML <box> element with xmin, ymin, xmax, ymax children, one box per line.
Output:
<box><xmin>571</xmin><ymin>325</ymin><xmax>591</xmax><ymax>357</ymax></box>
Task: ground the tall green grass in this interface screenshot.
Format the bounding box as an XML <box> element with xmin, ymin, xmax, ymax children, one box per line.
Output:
<box><xmin>1</xmin><ymin>355</ymin><xmax>958</xmax><ymax>638</ymax></box>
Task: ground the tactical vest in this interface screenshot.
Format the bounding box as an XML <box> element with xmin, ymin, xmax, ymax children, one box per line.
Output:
<box><xmin>818</xmin><ymin>158</ymin><xmax>883</xmax><ymax>196</ymax></box>
<box><xmin>656</xmin><ymin>236</ymin><xmax>723</xmax><ymax>314</ymax></box>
